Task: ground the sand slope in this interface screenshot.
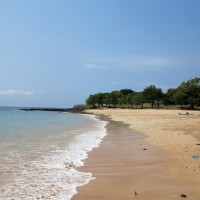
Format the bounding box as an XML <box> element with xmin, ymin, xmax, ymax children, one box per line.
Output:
<box><xmin>73</xmin><ymin>109</ymin><xmax>200</xmax><ymax>199</ymax></box>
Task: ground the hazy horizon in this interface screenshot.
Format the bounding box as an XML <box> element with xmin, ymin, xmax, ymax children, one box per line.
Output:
<box><xmin>1</xmin><ymin>0</ymin><xmax>200</xmax><ymax>107</ymax></box>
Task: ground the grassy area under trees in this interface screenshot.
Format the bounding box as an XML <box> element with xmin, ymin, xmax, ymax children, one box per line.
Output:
<box><xmin>86</xmin><ymin>77</ymin><xmax>200</xmax><ymax>110</ymax></box>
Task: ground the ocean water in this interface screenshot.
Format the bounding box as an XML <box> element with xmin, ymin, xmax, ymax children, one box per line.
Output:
<box><xmin>0</xmin><ymin>107</ymin><xmax>107</xmax><ymax>200</ymax></box>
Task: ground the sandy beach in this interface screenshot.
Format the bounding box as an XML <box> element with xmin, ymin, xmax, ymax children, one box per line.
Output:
<box><xmin>73</xmin><ymin>109</ymin><xmax>200</xmax><ymax>200</ymax></box>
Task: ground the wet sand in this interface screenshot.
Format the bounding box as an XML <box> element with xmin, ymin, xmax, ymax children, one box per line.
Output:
<box><xmin>72</xmin><ymin>110</ymin><xmax>200</xmax><ymax>200</ymax></box>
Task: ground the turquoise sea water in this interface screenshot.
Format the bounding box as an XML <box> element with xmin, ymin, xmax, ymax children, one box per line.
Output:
<box><xmin>0</xmin><ymin>107</ymin><xmax>107</xmax><ymax>200</ymax></box>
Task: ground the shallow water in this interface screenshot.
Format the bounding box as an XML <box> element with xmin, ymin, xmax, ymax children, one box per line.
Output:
<box><xmin>0</xmin><ymin>108</ymin><xmax>107</xmax><ymax>199</ymax></box>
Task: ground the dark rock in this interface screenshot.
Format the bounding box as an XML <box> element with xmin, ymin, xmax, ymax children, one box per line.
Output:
<box><xmin>143</xmin><ymin>148</ymin><xmax>147</xmax><ymax>151</ymax></box>
<box><xmin>134</xmin><ymin>191</ymin><xmax>137</xmax><ymax>196</ymax></box>
<box><xmin>180</xmin><ymin>194</ymin><xmax>187</xmax><ymax>198</ymax></box>
<box><xmin>19</xmin><ymin>106</ymin><xmax>88</xmax><ymax>114</ymax></box>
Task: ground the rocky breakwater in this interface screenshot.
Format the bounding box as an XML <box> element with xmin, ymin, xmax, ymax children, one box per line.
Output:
<box><xmin>20</xmin><ymin>105</ymin><xmax>88</xmax><ymax>114</ymax></box>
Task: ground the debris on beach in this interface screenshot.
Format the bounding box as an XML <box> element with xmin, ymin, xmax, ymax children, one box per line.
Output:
<box><xmin>196</xmin><ymin>143</ymin><xmax>200</xmax><ymax>145</ymax></box>
<box><xmin>143</xmin><ymin>148</ymin><xmax>147</xmax><ymax>151</ymax></box>
<box><xmin>178</xmin><ymin>112</ymin><xmax>193</xmax><ymax>115</ymax></box>
<box><xmin>134</xmin><ymin>191</ymin><xmax>137</xmax><ymax>196</ymax></box>
<box><xmin>192</xmin><ymin>155</ymin><xmax>199</xmax><ymax>159</ymax></box>
<box><xmin>65</xmin><ymin>162</ymin><xmax>75</xmax><ymax>168</ymax></box>
<box><xmin>180</xmin><ymin>194</ymin><xmax>187</xmax><ymax>198</ymax></box>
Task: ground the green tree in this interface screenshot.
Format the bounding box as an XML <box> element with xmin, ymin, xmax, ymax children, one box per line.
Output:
<box><xmin>95</xmin><ymin>93</ymin><xmax>104</xmax><ymax>106</ymax></box>
<box><xmin>85</xmin><ymin>77</ymin><xmax>200</xmax><ymax>109</ymax></box>
<box><xmin>132</xmin><ymin>93</ymin><xmax>144</xmax><ymax>108</ymax></box>
<box><xmin>183</xmin><ymin>78</ymin><xmax>200</xmax><ymax>109</ymax></box>
<box><xmin>120</xmin><ymin>89</ymin><xmax>134</xmax><ymax>96</ymax></box>
<box><xmin>173</xmin><ymin>91</ymin><xmax>187</xmax><ymax>108</ymax></box>
<box><xmin>86</xmin><ymin>94</ymin><xmax>96</xmax><ymax>108</ymax></box>
<box><xmin>142</xmin><ymin>85</ymin><xmax>164</xmax><ymax>108</ymax></box>
<box><xmin>163</xmin><ymin>88</ymin><xmax>176</xmax><ymax>105</ymax></box>
<box><xmin>126</xmin><ymin>93</ymin><xmax>134</xmax><ymax>108</ymax></box>
<box><xmin>117</xmin><ymin>94</ymin><xmax>127</xmax><ymax>107</ymax></box>
<box><xmin>103</xmin><ymin>93</ymin><xmax>111</xmax><ymax>107</ymax></box>
<box><xmin>110</xmin><ymin>91</ymin><xmax>120</xmax><ymax>107</ymax></box>
<box><xmin>155</xmin><ymin>88</ymin><xmax>164</xmax><ymax>107</ymax></box>
<box><xmin>174</xmin><ymin>77</ymin><xmax>200</xmax><ymax>109</ymax></box>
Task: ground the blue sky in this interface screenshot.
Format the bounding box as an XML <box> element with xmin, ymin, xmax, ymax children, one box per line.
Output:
<box><xmin>0</xmin><ymin>0</ymin><xmax>200</xmax><ymax>107</ymax></box>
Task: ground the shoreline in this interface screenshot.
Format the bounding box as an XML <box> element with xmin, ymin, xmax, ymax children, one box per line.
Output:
<box><xmin>72</xmin><ymin>109</ymin><xmax>200</xmax><ymax>199</ymax></box>
<box><xmin>0</xmin><ymin>111</ymin><xmax>107</xmax><ymax>199</ymax></box>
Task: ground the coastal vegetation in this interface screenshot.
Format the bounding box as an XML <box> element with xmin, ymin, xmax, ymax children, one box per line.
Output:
<box><xmin>86</xmin><ymin>77</ymin><xmax>200</xmax><ymax>109</ymax></box>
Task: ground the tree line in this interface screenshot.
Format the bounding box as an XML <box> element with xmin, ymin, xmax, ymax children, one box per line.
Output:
<box><xmin>86</xmin><ymin>77</ymin><xmax>200</xmax><ymax>109</ymax></box>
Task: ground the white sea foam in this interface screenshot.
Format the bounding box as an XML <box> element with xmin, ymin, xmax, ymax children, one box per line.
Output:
<box><xmin>0</xmin><ymin>114</ymin><xmax>108</xmax><ymax>200</ymax></box>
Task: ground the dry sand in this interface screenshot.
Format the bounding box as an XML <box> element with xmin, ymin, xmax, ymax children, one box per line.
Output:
<box><xmin>73</xmin><ymin>109</ymin><xmax>200</xmax><ymax>200</ymax></box>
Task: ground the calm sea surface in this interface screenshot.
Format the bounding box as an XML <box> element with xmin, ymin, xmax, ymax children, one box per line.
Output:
<box><xmin>0</xmin><ymin>107</ymin><xmax>107</xmax><ymax>200</ymax></box>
